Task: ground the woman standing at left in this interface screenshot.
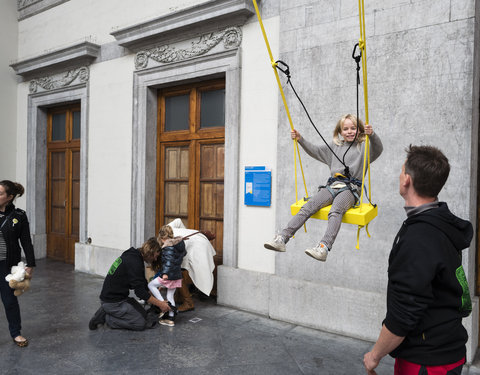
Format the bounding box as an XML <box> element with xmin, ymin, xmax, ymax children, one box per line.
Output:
<box><xmin>0</xmin><ymin>180</ymin><xmax>35</xmax><ymax>347</ymax></box>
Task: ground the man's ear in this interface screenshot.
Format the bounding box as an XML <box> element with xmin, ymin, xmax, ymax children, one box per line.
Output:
<box><xmin>403</xmin><ymin>173</ymin><xmax>412</xmax><ymax>188</ymax></box>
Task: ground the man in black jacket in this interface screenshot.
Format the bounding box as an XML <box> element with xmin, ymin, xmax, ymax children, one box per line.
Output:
<box><xmin>364</xmin><ymin>145</ymin><xmax>473</xmax><ymax>375</ymax></box>
<box><xmin>89</xmin><ymin>237</ymin><xmax>170</xmax><ymax>331</ymax></box>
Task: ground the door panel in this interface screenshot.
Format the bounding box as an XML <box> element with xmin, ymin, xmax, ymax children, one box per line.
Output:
<box><xmin>68</xmin><ymin>149</ymin><xmax>80</xmax><ymax>263</ymax></box>
<box><xmin>157</xmin><ymin>80</ymin><xmax>225</xmax><ymax>295</ymax></box>
<box><xmin>48</xmin><ymin>151</ymin><xmax>67</xmax><ymax>261</ymax></box>
<box><xmin>199</xmin><ymin>142</ymin><xmax>224</xmax><ymax>260</ymax></box>
<box><xmin>47</xmin><ymin>106</ymin><xmax>80</xmax><ymax>264</ymax></box>
<box><xmin>163</xmin><ymin>145</ymin><xmax>190</xmax><ymax>223</ymax></box>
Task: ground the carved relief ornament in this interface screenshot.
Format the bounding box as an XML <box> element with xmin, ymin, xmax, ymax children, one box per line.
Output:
<box><xmin>17</xmin><ymin>0</ymin><xmax>42</xmax><ymax>10</ymax></box>
<box><xmin>29</xmin><ymin>66</ymin><xmax>89</xmax><ymax>93</ymax></box>
<box><xmin>135</xmin><ymin>26</ymin><xmax>242</xmax><ymax>70</ymax></box>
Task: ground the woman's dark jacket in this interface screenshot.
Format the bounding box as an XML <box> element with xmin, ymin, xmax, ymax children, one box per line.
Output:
<box><xmin>0</xmin><ymin>203</ymin><xmax>35</xmax><ymax>269</ymax></box>
<box><xmin>100</xmin><ymin>247</ymin><xmax>151</xmax><ymax>303</ymax></box>
<box><xmin>385</xmin><ymin>202</ymin><xmax>472</xmax><ymax>366</ymax></box>
<box><xmin>154</xmin><ymin>237</ymin><xmax>186</xmax><ymax>281</ymax></box>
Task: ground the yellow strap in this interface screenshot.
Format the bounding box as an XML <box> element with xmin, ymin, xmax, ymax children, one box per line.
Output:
<box><xmin>356</xmin><ymin>0</ymin><xmax>374</xmax><ymax>249</ymax></box>
<box><xmin>251</xmin><ymin>0</ymin><xmax>309</xmax><ymax>211</ymax></box>
<box><xmin>357</xmin><ymin>0</ymin><xmax>374</xmax><ymax>215</ymax></box>
<box><xmin>356</xmin><ymin>226</ymin><xmax>362</xmax><ymax>250</ymax></box>
<box><xmin>355</xmin><ymin>223</ymin><xmax>371</xmax><ymax>250</ymax></box>
<box><xmin>365</xmin><ymin>223</ymin><xmax>371</xmax><ymax>238</ymax></box>
<box><xmin>358</xmin><ymin>0</ymin><xmax>369</xmax><ymax>125</ymax></box>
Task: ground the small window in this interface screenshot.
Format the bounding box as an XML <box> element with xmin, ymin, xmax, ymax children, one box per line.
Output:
<box><xmin>165</xmin><ymin>94</ymin><xmax>189</xmax><ymax>131</ymax></box>
<box><xmin>72</xmin><ymin>111</ymin><xmax>81</xmax><ymax>139</ymax></box>
<box><xmin>51</xmin><ymin>113</ymin><xmax>66</xmax><ymax>141</ymax></box>
<box><xmin>200</xmin><ymin>89</ymin><xmax>225</xmax><ymax>128</ymax></box>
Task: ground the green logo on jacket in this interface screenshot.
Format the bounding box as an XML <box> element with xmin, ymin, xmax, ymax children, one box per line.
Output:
<box><xmin>108</xmin><ymin>257</ymin><xmax>122</xmax><ymax>276</ymax></box>
<box><xmin>456</xmin><ymin>265</ymin><xmax>472</xmax><ymax>317</ymax></box>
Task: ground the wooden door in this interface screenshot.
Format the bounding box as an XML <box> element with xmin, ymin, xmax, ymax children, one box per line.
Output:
<box><xmin>47</xmin><ymin>106</ymin><xmax>80</xmax><ymax>264</ymax></box>
<box><xmin>197</xmin><ymin>141</ymin><xmax>224</xmax><ymax>263</ymax></box>
<box><xmin>157</xmin><ymin>80</ymin><xmax>225</xmax><ymax>285</ymax></box>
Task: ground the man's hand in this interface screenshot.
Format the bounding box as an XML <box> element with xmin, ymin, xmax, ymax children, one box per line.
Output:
<box><xmin>363</xmin><ymin>351</ymin><xmax>379</xmax><ymax>375</ymax></box>
<box><xmin>157</xmin><ymin>300</ymin><xmax>170</xmax><ymax>313</ymax></box>
<box><xmin>147</xmin><ymin>296</ymin><xmax>171</xmax><ymax>313</ymax></box>
<box><xmin>363</xmin><ymin>325</ymin><xmax>404</xmax><ymax>374</ymax></box>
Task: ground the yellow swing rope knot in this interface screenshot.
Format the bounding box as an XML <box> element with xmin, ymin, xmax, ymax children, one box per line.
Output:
<box><xmin>358</xmin><ymin>38</ymin><xmax>365</xmax><ymax>51</ymax></box>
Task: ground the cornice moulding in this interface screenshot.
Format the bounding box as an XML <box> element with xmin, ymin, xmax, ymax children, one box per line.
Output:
<box><xmin>10</xmin><ymin>41</ymin><xmax>100</xmax><ymax>79</ymax></box>
<box><xmin>111</xmin><ymin>0</ymin><xmax>257</xmax><ymax>51</ymax></box>
<box><xmin>17</xmin><ymin>0</ymin><xmax>71</xmax><ymax>21</ymax></box>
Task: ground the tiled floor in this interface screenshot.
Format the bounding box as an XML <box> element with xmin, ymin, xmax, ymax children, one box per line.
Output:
<box><xmin>0</xmin><ymin>259</ymin><xmax>478</xmax><ymax>374</ymax></box>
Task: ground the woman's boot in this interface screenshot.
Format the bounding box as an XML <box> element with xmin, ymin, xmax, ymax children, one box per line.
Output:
<box><xmin>177</xmin><ymin>270</ymin><xmax>195</xmax><ymax>312</ymax></box>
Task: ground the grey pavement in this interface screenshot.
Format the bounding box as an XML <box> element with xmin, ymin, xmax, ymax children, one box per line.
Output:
<box><xmin>0</xmin><ymin>259</ymin><xmax>479</xmax><ymax>374</ymax></box>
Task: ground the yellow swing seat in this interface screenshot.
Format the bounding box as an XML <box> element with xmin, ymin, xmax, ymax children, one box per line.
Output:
<box><xmin>290</xmin><ymin>199</ymin><xmax>377</xmax><ymax>227</ymax></box>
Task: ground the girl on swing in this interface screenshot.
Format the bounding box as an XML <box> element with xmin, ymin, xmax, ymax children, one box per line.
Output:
<box><xmin>264</xmin><ymin>114</ymin><xmax>383</xmax><ymax>262</ymax></box>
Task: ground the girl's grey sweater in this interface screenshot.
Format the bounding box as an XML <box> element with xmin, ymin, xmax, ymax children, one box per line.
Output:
<box><xmin>298</xmin><ymin>132</ymin><xmax>383</xmax><ymax>181</ymax></box>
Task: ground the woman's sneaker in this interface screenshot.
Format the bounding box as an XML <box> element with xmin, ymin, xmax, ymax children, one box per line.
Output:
<box><xmin>305</xmin><ymin>243</ymin><xmax>328</xmax><ymax>261</ymax></box>
<box><xmin>264</xmin><ymin>234</ymin><xmax>286</xmax><ymax>252</ymax></box>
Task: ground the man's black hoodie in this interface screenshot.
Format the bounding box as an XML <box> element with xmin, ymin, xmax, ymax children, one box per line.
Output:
<box><xmin>385</xmin><ymin>202</ymin><xmax>473</xmax><ymax>365</ymax></box>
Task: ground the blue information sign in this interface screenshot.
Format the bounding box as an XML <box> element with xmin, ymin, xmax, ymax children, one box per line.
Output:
<box><xmin>244</xmin><ymin>166</ymin><xmax>271</xmax><ymax>206</ymax></box>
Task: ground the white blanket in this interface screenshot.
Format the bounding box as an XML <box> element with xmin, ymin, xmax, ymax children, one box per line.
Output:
<box><xmin>167</xmin><ymin>218</ymin><xmax>216</xmax><ymax>296</ymax></box>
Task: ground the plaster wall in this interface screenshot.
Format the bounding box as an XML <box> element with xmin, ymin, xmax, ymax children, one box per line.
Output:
<box><xmin>14</xmin><ymin>82</ymin><xmax>30</xmax><ymax>210</ymax></box>
<box><xmin>0</xmin><ymin>1</ymin><xmax>18</xmax><ymax>181</ymax></box>
<box><xmin>237</xmin><ymin>17</ymin><xmax>279</xmax><ymax>274</ymax></box>
<box><xmin>220</xmin><ymin>0</ymin><xmax>479</xmax><ymax>362</ymax></box>
<box><xmin>87</xmin><ymin>56</ymin><xmax>134</xmax><ymax>249</ymax></box>
<box><xmin>274</xmin><ymin>0</ymin><xmax>475</xmax><ymax>292</ymax></box>
<box><xmin>17</xmin><ymin>0</ymin><xmax>208</xmax><ymax>60</ymax></box>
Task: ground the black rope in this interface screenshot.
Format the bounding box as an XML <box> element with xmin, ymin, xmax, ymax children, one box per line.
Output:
<box><xmin>274</xmin><ymin>60</ymin><xmax>348</xmax><ymax>171</ymax></box>
<box><xmin>275</xmin><ymin>47</ymin><xmax>374</xmax><ymax>208</ymax></box>
<box><xmin>341</xmin><ymin>43</ymin><xmax>362</xmax><ymax>175</ymax></box>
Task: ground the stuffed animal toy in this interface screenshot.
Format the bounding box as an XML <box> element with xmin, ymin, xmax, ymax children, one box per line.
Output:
<box><xmin>5</xmin><ymin>261</ymin><xmax>31</xmax><ymax>297</ymax></box>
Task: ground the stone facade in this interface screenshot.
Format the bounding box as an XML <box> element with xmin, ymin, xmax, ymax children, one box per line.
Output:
<box><xmin>5</xmin><ymin>0</ymin><xmax>480</xmax><ymax>363</ymax></box>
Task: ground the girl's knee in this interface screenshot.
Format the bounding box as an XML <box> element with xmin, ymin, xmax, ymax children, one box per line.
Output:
<box><xmin>328</xmin><ymin>209</ymin><xmax>347</xmax><ymax>218</ymax></box>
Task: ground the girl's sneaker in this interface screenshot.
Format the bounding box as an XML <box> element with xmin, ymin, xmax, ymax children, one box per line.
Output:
<box><xmin>159</xmin><ymin>316</ymin><xmax>175</xmax><ymax>327</ymax></box>
<box><xmin>158</xmin><ymin>315</ymin><xmax>175</xmax><ymax>327</ymax></box>
<box><xmin>264</xmin><ymin>234</ymin><xmax>286</xmax><ymax>252</ymax></box>
<box><xmin>305</xmin><ymin>242</ymin><xmax>328</xmax><ymax>261</ymax></box>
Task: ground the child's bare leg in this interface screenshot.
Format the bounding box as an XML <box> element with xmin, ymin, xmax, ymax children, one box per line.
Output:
<box><xmin>321</xmin><ymin>190</ymin><xmax>356</xmax><ymax>249</ymax></box>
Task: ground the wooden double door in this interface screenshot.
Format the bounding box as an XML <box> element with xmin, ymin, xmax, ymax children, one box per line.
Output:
<box><xmin>46</xmin><ymin>105</ymin><xmax>80</xmax><ymax>264</ymax></box>
<box><xmin>156</xmin><ymin>80</ymin><xmax>225</xmax><ymax>272</ymax></box>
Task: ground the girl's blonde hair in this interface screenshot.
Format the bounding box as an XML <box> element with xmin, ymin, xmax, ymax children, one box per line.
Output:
<box><xmin>157</xmin><ymin>225</ymin><xmax>174</xmax><ymax>242</ymax></box>
<box><xmin>332</xmin><ymin>114</ymin><xmax>366</xmax><ymax>146</ymax></box>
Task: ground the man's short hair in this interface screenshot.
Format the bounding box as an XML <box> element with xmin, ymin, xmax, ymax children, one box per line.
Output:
<box><xmin>139</xmin><ymin>237</ymin><xmax>161</xmax><ymax>259</ymax></box>
<box><xmin>405</xmin><ymin>145</ymin><xmax>450</xmax><ymax>198</ymax></box>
